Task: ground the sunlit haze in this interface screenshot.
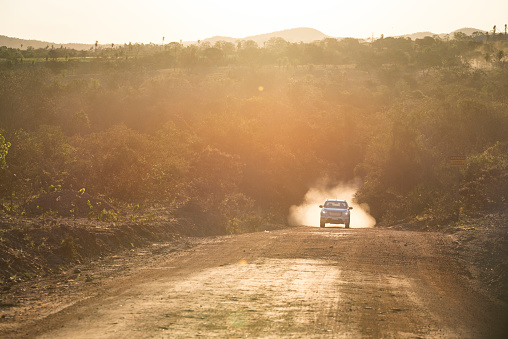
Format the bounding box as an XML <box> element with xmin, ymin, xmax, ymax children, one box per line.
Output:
<box><xmin>1</xmin><ymin>0</ymin><xmax>507</xmax><ymax>44</ymax></box>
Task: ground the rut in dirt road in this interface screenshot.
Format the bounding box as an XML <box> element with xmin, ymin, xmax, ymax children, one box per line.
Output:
<box><xmin>10</xmin><ymin>227</ymin><xmax>508</xmax><ymax>338</ymax></box>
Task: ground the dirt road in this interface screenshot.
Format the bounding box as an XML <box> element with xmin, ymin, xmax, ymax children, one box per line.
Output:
<box><xmin>2</xmin><ymin>226</ymin><xmax>507</xmax><ymax>338</ymax></box>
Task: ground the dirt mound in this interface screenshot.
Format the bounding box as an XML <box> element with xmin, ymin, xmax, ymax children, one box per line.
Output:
<box><xmin>384</xmin><ymin>211</ymin><xmax>508</xmax><ymax>303</ymax></box>
<box><xmin>0</xmin><ymin>216</ymin><xmax>189</xmax><ymax>287</ymax></box>
<box><xmin>24</xmin><ymin>190</ymin><xmax>116</xmax><ymax>217</ymax></box>
<box><xmin>0</xmin><ymin>199</ymin><xmax>276</xmax><ymax>292</ymax></box>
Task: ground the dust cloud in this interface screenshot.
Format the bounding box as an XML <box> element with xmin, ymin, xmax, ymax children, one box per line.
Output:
<box><xmin>288</xmin><ymin>179</ymin><xmax>376</xmax><ymax>228</ymax></box>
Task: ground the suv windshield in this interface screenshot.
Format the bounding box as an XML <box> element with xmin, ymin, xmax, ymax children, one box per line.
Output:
<box><xmin>324</xmin><ymin>201</ymin><xmax>347</xmax><ymax>209</ymax></box>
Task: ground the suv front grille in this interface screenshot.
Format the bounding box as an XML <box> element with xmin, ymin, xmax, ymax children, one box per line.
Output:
<box><xmin>328</xmin><ymin>211</ymin><xmax>344</xmax><ymax>217</ymax></box>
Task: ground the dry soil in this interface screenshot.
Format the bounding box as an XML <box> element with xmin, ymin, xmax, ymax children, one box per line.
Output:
<box><xmin>1</xmin><ymin>226</ymin><xmax>507</xmax><ymax>338</ymax></box>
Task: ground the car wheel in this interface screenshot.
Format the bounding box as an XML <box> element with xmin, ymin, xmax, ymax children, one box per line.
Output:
<box><xmin>345</xmin><ymin>222</ymin><xmax>350</xmax><ymax>229</ymax></box>
<box><xmin>320</xmin><ymin>222</ymin><xmax>325</xmax><ymax>228</ymax></box>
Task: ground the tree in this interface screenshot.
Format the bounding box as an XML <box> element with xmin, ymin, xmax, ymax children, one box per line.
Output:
<box><xmin>48</xmin><ymin>48</ymin><xmax>58</xmax><ymax>60</ymax></box>
<box><xmin>238</xmin><ymin>40</ymin><xmax>260</xmax><ymax>65</ymax></box>
<box><xmin>472</xmin><ymin>31</ymin><xmax>484</xmax><ymax>39</ymax></box>
<box><xmin>497</xmin><ymin>50</ymin><xmax>505</xmax><ymax>62</ymax></box>
<box><xmin>264</xmin><ymin>37</ymin><xmax>289</xmax><ymax>63</ymax></box>
<box><xmin>0</xmin><ymin>133</ymin><xmax>10</xmax><ymax>170</ymax></box>
<box><xmin>203</xmin><ymin>47</ymin><xmax>223</xmax><ymax>66</ymax></box>
<box><xmin>189</xmin><ymin>147</ymin><xmax>244</xmax><ymax>209</ymax></box>
<box><xmin>453</xmin><ymin>32</ymin><xmax>470</xmax><ymax>41</ymax></box>
<box><xmin>214</xmin><ymin>41</ymin><xmax>236</xmax><ymax>57</ymax></box>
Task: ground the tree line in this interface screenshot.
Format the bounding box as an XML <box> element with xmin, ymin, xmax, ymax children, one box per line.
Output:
<box><xmin>1</xmin><ymin>31</ymin><xmax>507</xmax><ymax>229</ymax></box>
<box><xmin>2</xmin><ymin>31</ymin><xmax>507</xmax><ymax>68</ymax></box>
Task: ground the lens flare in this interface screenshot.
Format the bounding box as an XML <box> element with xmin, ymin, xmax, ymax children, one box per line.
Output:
<box><xmin>288</xmin><ymin>178</ymin><xmax>376</xmax><ymax>228</ymax></box>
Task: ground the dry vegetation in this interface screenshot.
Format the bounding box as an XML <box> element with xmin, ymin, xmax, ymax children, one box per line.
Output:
<box><xmin>0</xmin><ymin>33</ymin><xmax>507</xmax><ymax>288</ymax></box>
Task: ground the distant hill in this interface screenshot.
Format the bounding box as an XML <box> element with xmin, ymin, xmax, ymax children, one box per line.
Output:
<box><xmin>397</xmin><ymin>27</ymin><xmax>486</xmax><ymax>40</ymax></box>
<box><xmin>198</xmin><ymin>36</ymin><xmax>237</xmax><ymax>45</ymax></box>
<box><xmin>201</xmin><ymin>27</ymin><xmax>329</xmax><ymax>46</ymax></box>
<box><xmin>397</xmin><ymin>31</ymin><xmax>436</xmax><ymax>40</ymax></box>
<box><xmin>1</xmin><ymin>27</ymin><xmax>492</xmax><ymax>50</ymax></box>
<box><xmin>0</xmin><ymin>28</ymin><xmax>329</xmax><ymax>51</ymax></box>
<box><xmin>245</xmin><ymin>27</ymin><xmax>329</xmax><ymax>44</ymax></box>
<box><xmin>451</xmin><ymin>27</ymin><xmax>487</xmax><ymax>36</ymax></box>
<box><xmin>0</xmin><ymin>35</ymin><xmax>94</xmax><ymax>50</ymax></box>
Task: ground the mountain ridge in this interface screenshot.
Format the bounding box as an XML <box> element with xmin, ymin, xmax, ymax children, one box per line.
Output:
<box><xmin>397</xmin><ymin>27</ymin><xmax>487</xmax><ymax>40</ymax></box>
<box><xmin>0</xmin><ymin>27</ymin><xmax>487</xmax><ymax>50</ymax></box>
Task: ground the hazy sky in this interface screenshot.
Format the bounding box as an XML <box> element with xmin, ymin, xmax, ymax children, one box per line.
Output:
<box><xmin>1</xmin><ymin>0</ymin><xmax>507</xmax><ymax>44</ymax></box>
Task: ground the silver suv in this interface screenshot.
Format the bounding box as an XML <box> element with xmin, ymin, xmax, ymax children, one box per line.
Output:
<box><xmin>319</xmin><ymin>199</ymin><xmax>353</xmax><ymax>228</ymax></box>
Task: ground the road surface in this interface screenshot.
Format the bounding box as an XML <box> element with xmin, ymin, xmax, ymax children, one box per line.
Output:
<box><xmin>2</xmin><ymin>226</ymin><xmax>507</xmax><ymax>338</ymax></box>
